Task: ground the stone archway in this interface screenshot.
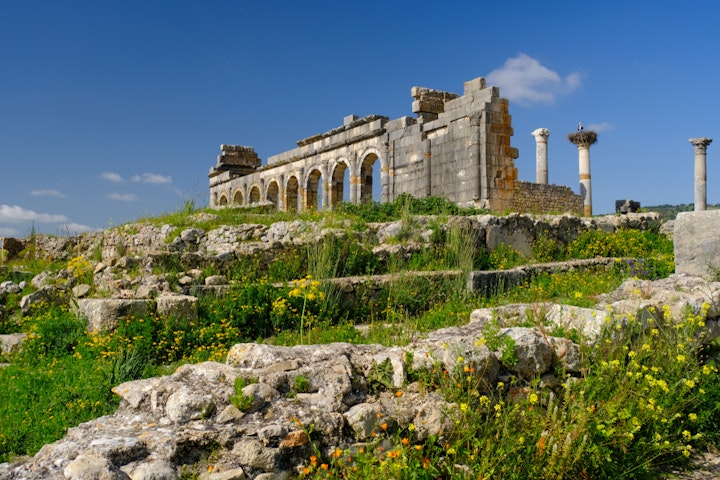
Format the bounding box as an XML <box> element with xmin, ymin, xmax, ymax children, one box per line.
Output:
<box><xmin>330</xmin><ymin>161</ymin><xmax>350</xmax><ymax>207</ymax></box>
<box><xmin>305</xmin><ymin>169</ymin><xmax>323</xmax><ymax>210</ymax></box>
<box><xmin>266</xmin><ymin>181</ymin><xmax>280</xmax><ymax>209</ymax></box>
<box><xmin>359</xmin><ymin>152</ymin><xmax>381</xmax><ymax>203</ymax></box>
<box><xmin>232</xmin><ymin>189</ymin><xmax>244</xmax><ymax>206</ymax></box>
<box><xmin>249</xmin><ymin>185</ymin><xmax>261</xmax><ymax>204</ymax></box>
<box><xmin>218</xmin><ymin>194</ymin><xmax>228</xmax><ymax>206</ymax></box>
<box><xmin>286</xmin><ymin>176</ymin><xmax>299</xmax><ymax>212</ymax></box>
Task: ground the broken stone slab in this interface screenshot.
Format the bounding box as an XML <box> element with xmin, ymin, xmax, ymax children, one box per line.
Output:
<box><xmin>675</xmin><ymin>210</ymin><xmax>720</xmax><ymax>279</ymax></box>
<box><xmin>78</xmin><ymin>298</ymin><xmax>153</xmax><ymax>332</ymax></box>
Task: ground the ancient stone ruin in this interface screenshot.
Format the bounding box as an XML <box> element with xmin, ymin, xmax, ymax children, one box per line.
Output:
<box><xmin>209</xmin><ymin>77</ymin><xmax>583</xmax><ymax>215</ymax></box>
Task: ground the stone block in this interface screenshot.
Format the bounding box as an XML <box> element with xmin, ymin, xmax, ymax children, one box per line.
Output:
<box><xmin>463</xmin><ymin>76</ymin><xmax>486</xmax><ymax>94</ymax></box>
<box><xmin>156</xmin><ymin>294</ymin><xmax>198</xmax><ymax>323</ymax></box>
<box><xmin>674</xmin><ymin>210</ymin><xmax>720</xmax><ymax>279</ymax></box>
<box><xmin>78</xmin><ymin>298</ymin><xmax>153</xmax><ymax>333</ymax></box>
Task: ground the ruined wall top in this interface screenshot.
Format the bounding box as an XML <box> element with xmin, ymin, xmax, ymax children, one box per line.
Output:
<box><xmin>209</xmin><ymin>145</ymin><xmax>261</xmax><ymax>180</ymax></box>
<box><xmin>296</xmin><ymin>114</ymin><xmax>389</xmax><ymax>147</ymax></box>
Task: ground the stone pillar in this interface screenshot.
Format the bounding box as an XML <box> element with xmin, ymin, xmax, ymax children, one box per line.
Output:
<box><xmin>531</xmin><ymin>128</ymin><xmax>550</xmax><ymax>184</ymax></box>
<box><xmin>423</xmin><ymin>138</ymin><xmax>432</xmax><ymax>196</ymax></box>
<box><xmin>567</xmin><ymin>130</ymin><xmax>598</xmax><ymax>216</ymax></box>
<box><xmin>321</xmin><ymin>179</ymin><xmax>329</xmax><ymax>210</ymax></box>
<box><xmin>689</xmin><ymin>137</ymin><xmax>712</xmax><ymax>211</ymax></box>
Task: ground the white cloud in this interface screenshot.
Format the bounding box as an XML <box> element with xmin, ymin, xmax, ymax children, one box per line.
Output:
<box><xmin>101</xmin><ymin>172</ymin><xmax>124</xmax><ymax>183</ymax></box>
<box><xmin>131</xmin><ymin>173</ymin><xmax>172</xmax><ymax>184</ymax></box>
<box><xmin>0</xmin><ymin>227</ymin><xmax>20</xmax><ymax>236</ymax></box>
<box><xmin>59</xmin><ymin>223</ymin><xmax>96</xmax><ymax>234</ymax></box>
<box><xmin>486</xmin><ymin>54</ymin><xmax>581</xmax><ymax>106</ymax></box>
<box><xmin>585</xmin><ymin>122</ymin><xmax>614</xmax><ymax>133</ymax></box>
<box><xmin>0</xmin><ymin>204</ymin><xmax>68</xmax><ymax>223</ymax></box>
<box><xmin>30</xmin><ymin>189</ymin><xmax>66</xmax><ymax>198</ymax></box>
<box><xmin>107</xmin><ymin>193</ymin><xmax>139</xmax><ymax>202</ymax></box>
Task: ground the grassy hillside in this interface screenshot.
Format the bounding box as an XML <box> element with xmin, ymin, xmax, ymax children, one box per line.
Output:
<box><xmin>2</xmin><ymin>198</ymin><xmax>717</xmax><ymax>479</ymax></box>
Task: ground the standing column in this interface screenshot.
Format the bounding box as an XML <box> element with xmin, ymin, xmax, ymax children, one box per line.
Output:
<box><xmin>567</xmin><ymin>129</ymin><xmax>598</xmax><ymax>216</ymax></box>
<box><xmin>689</xmin><ymin>137</ymin><xmax>713</xmax><ymax>211</ymax></box>
<box><xmin>531</xmin><ymin>128</ymin><xmax>550</xmax><ymax>184</ymax></box>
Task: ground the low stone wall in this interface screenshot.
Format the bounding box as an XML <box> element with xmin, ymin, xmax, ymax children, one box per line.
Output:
<box><xmin>468</xmin><ymin>258</ymin><xmax>621</xmax><ymax>296</ymax></box>
<box><xmin>510</xmin><ymin>181</ymin><xmax>583</xmax><ymax>215</ymax></box>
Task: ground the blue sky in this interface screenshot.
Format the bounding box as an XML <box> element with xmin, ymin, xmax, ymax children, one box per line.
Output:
<box><xmin>2</xmin><ymin>1</ymin><xmax>719</xmax><ymax>236</ymax></box>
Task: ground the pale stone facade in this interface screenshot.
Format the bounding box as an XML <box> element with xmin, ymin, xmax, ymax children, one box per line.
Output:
<box><xmin>209</xmin><ymin>77</ymin><xmax>583</xmax><ymax>215</ymax></box>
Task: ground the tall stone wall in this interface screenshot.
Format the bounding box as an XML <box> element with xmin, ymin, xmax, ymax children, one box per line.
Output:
<box><xmin>208</xmin><ymin>76</ymin><xmax>578</xmax><ymax>216</ymax></box>
<box><xmin>510</xmin><ymin>181</ymin><xmax>583</xmax><ymax>215</ymax></box>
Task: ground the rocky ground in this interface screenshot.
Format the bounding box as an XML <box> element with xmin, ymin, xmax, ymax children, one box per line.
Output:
<box><xmin>0</xmin><ymin>272</ymin><xmax>719</xmax><ymax>479</ymax></box>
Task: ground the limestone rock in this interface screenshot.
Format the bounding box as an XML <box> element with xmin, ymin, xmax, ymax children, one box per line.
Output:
<box><xmin>498</xmin><ymin>327</ymin><xmax>553</xmax><ymax>376</ymax></box>
<box><xmin>675</xmin><ymin>210</ymin><xmax>720</xmax><ymax>279</ymax></box>
<box><xmin>72</xmin><ymin>284</ymin><xmax>92</xmax><ymax>298</ymax></box>
<box><xmin>122</xmin><ymin>460</ymin><xmax>177</xmax><ymax>480</ymax></box>
<box><xmin>156</xmin><ymin>294</ymin><xmax>198</xmax><ymax>323</ymax></box>
<box><xmin>0</xmin><ymin>281</ymin><xmax>21</xmax><ymax>295</ymax></box>
<box><xmin>78</xmin><ymin>298</ymin><xmax>153</xmax><ymax>332</ymax></box>
<box><xmin>0</xmin><ymin>333</ymin><xmax>26</xmax><ymax>355</ymax></box>
<box><xmin>63</xmin><ymin>454</ymin><xmax>131</xmax><ymax>480</ymax></box>
<box><xmin>20</xmin><ymin>285</ymin><xmax>71</xmax><ymax>315</ymax></box>
<box><xmin>204</xmin><ymin>275</ymin><xmax>227</xmax><ymax>286</ymax></box>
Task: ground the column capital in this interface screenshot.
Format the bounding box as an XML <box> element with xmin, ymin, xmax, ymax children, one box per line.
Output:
<box><xmin>531</xmin><ymin>128</ymin><xmax>550</xmax><ymax>141</ymax></box>
<box><xmin>689</xmin><ymin>137</ymin><xmax>713</xmax><ymax>151</ymax></box>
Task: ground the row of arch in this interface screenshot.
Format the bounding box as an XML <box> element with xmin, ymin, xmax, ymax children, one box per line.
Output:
<box><xmin>215</xmin><ymin>151</ymin><xmax>383</xmax><ymax>211</ymax></box>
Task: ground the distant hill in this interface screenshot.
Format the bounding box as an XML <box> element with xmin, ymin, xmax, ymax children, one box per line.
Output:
<box><xmin>644</xmin><ymin>203</ymin><xmax>720</xmax><ymax>221</ymax></box>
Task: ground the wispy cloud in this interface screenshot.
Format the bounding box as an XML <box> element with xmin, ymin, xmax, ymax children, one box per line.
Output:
<box><xmin>30</xmin><ymin>189</ymin><xmax>66</xmax><ymax>198</ymax></box>
<box><xmin>486</xmin><ymin>54</ymin><xmax>581</xmax><ymax>106</ymax></box>
<box><xmin>0</xmin><ymin>205</ymin><xmax>68</xmax><ymax>223</ymax></box>
<box><xmin>585</xmin><ymin>122</ymin><xmax>614</xmax><ymax>133</ymax></box>
<box><xmin>131</xmin><ymin>173</ymin><xmax>172</xmax><ymax>184</ymax></box>
<box><xmin>101</xmin><ymin>172</ymin><xmax>124</xmax><ymax>183</ymax></box>
<box><xmin>59</xmin><ymin>223</ymin><xmax>96</xmax><ymax>234</ymax></box>
<box><xmin>0</xmin><ymin>227</ymin><xmax>21</xmax><ymax>236</ymax></box>
<box><xmin>107</xmin><ymin>193</ymin><xmax>139</xmax><ymax>202</ymax></box>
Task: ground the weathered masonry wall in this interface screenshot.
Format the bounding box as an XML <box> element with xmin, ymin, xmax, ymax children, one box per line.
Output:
<box><xmin>209</xmin><ymin>76</ymin><xmax>580</xmax><ymax>215</ymax></box>
<box><xmin>511</xmin><ymin>181</ymin><xmax>583</xmax><ymax>215</ymax></box>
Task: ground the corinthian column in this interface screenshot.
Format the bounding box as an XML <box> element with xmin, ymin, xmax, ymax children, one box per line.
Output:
<box><xmin>689</xmin><ymin>137</ymin><xmax>713</xmax><ymax>211</ymax></box>
<box><xmin>531</xmin><ymin>128</ymin><xmax>550</xmax><ymax>184</ymax></box>
<box><xmin>567</xmin><ymin>129</ymin><xmax>598</xmax><ymax>216</ymax></box>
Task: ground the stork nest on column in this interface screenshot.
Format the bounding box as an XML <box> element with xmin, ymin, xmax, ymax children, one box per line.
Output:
<box><xmin>567</xmin><ymin>131</ymin><xmax>598</xmax><ymax>146</ymax></box>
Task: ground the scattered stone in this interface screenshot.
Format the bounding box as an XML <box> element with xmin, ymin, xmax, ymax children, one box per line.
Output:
<box><xmin>72</xmin><ymin>284</ymin><xmax>92</xmax><ymax>298</ymax></box>
<box><xmin>0</xmin><ymin>333</ymin><xmax>26</xmax><ymax>355</ymax></box>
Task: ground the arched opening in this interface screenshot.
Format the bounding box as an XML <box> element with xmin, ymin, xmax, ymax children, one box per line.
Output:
<box><xmin>360</xmin><ymin>153</ymin><xmax>382</xmax><ymax>203</ymax></box>
<box><xmin>306</xmin><ymin>169</ymin><xmax>323</xmax><ymax>210</ymax></box>
<box><xmin>286</xmin><ymin>176</ymin><xmax>299</xmax><ymax>212</ymax></box>
<box><xmin>266</xmin><ymin>181</ymin><xmax>280</xmax><ymax>209</ymax></box>
<box><xmin>218</xmin><ymin>194</ymin><xmax>228</xmax><ymax>206</ymax></box>
<box><xmin>249</xmin><ymin>185</ymin><xmax>261</xmax><ymax>204</ymax></box>
<box><xmin>330</xmin><ymin>161</ymin><xmax>350</xmax><ymax>207</ymax></box>
<box><xmin>232</xmin><ymin>189</ymin><xmax>244</xmax><ymax>206</ymax></box>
